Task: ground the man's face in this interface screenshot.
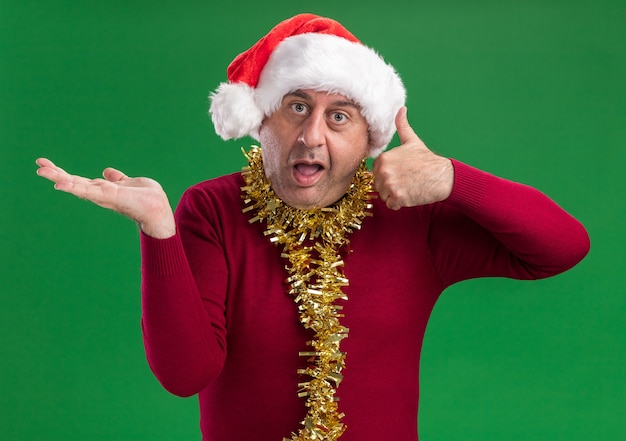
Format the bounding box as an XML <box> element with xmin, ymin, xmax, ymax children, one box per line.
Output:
<box><xmin>258</xmin><ymin>89</ymin><xmax>371</xmax><ymax>209</ymax></box>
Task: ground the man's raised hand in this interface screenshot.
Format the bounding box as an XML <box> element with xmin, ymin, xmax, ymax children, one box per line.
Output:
<box><xmin>372</xmin><ymin>107</ymin><xmax>454</xmax><ymax>210</ymax></box>
<box><xmin>36</xmin><ymin>158</ymin><xmax>176</xmax><ymax>239</ymax></box>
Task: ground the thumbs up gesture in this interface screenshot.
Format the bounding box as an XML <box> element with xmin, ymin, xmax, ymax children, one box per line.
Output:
<box><xmin>372</xmin><ymin>107</ymin><xmax>454</xmax><ymax>210</ymax></box>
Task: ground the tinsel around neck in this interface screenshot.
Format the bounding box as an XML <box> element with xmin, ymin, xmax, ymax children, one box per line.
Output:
<box><xmin>240</xmin><ymin>146</ymin><xmax>374</xmax><ymax>441</ymax></box>
<box><xmin>241</xmin><ymin>146</ymin><xmax>374</xmax><ymax>249</ymax></box>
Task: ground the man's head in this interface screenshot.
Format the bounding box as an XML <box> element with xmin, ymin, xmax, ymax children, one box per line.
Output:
<box><xmin>209</xmin><ymin>14</ymin><xmax>405</xmax><ymax>208</ymax></box>
<box><xmin>209</xmin><ymin>13</ymin><xmax>406</xmax><ymax>158</ymax></box>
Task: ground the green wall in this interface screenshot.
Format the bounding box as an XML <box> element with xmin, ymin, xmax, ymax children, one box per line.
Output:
<box><xmin>2</xmin><ymin>1</ymin><xmax>624</xmax><ymax>439</ymax></box>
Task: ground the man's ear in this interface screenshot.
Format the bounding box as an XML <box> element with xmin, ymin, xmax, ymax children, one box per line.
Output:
<box><xmin>366</xmin><ymin>131</ymin><xmax>376</xmax><ymax>158</ymax></box>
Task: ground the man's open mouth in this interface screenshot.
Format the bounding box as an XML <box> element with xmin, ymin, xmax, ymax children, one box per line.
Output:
<box><xmin>294</xmin><ymin>163</ymin><xmax>323</xmax><ymax>176</ymax></box>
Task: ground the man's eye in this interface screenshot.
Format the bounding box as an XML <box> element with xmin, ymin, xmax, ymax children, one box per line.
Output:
<box><xmin>291</xmin><ymin>103</ymin><xmax>307</xmax><ymax>114</ymax></box>
<box><xmin>331</xmin><ymin>112</ymin><xmax>346</xmax><ymax>123</ymax></box>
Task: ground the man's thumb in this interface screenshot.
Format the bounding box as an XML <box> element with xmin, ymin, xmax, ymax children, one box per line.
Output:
<box><xmin>395</xmin><ymin>106</ymin><xmax>418</xmax><ymax>144</ymax></box>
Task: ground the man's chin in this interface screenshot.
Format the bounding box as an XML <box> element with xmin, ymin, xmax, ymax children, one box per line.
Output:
<box><xmin>280</xmin><ymin>189</ymin><xmax>330</xmax><ymax>210</ymax></box>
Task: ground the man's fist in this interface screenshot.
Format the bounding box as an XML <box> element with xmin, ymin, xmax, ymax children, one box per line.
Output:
<box><xmin>372</xmin><ymin>107</ymin><xmax>454</xmax><ymax>210</ymax></box>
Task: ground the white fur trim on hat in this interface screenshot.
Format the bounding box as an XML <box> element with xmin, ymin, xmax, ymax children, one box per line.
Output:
<box><xmin>209</xmin><ymin>82</ymin><xmax>264</xmax><ymax>141</ymax></box>
<box><xmin>209</xmin><ymin>33</ymin><xmax>405</xmax><ymax>157</ymax></box>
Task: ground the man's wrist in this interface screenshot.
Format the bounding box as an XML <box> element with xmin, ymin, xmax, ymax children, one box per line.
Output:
<box><xmin>139</xmin><ymin>218</ymin><xmax>176</xmax><ymax>239</ymax></box>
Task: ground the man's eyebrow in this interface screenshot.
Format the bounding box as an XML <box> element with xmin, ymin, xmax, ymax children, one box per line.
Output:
<box><xmin>286</xmin><ymin>90</ymin><xmax>311</xmax><ymax>100</ymax></box>
<box><xmin>332</xmin><ymin>100</ymin><xmax>361</xmax><ymax>110</ymax></box>
<box><xmin>285</xmin><ymin>90</ymin><xmax>361</xmax><ymax>110</ymax></box>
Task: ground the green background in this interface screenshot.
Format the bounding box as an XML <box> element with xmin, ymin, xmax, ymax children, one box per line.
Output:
<box><xmin>2</xmin><ymin>0</ymin><xmax>624</xmax><ymax>440</ymax></box>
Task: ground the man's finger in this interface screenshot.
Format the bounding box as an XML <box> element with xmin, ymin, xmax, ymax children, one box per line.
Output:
<box><xmin>103</xmin><ymin>167</ymin><xmax>128</xmax><ymax>183</ymax></box>
<box><xmin>36</xmin><ymin>158</ymin><xmax>56</xmax><ymax>169</ymax></box>
<box><xmin>388</xmin><ymin>202</ymin><xmax>401</xmax><ymax>211</ymax></box>
<box><xmin>54</xmin><ymin>179</ymin><xmax>117</xmax><ymax>209</ymax></box>
<box><xmin>36</xmin><ymin>158</ymin><xmax>68</xmax><ymax>179</ymax></box>
<box><xmin>36</xmin><ymin>158</ymin><xmax>85</xmax><ymax>184</ymax></box>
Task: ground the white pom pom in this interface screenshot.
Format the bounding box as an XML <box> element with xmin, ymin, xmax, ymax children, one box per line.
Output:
<box><xmin>209</xmin><ymin>82</ymin><xmax>264</xmax><ymax>140</ymax></box>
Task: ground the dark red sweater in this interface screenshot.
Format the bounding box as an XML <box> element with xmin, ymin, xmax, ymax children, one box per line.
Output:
<box><xmin>140</xmin><ymin>160</ymin><xmax>589</xmax><ymax>440</ymax></box>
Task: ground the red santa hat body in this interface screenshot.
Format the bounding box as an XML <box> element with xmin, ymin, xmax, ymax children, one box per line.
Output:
<box><xmin>209</xmin><ymin>13</ymin><xmax>406</xmax><ymax>157</ymax></box>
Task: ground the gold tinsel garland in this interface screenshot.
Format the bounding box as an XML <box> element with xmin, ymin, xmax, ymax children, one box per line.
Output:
<box><xmin>240</xmin><ymin>146</ymin><xmax>374</xmax><ymax>441</ymax></box>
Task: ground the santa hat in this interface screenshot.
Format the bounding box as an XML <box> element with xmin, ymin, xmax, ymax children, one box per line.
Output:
<box><xmin>209</xmin><ymin>13</ymin><xmax>406</xmax><ymax>157</ymax></box>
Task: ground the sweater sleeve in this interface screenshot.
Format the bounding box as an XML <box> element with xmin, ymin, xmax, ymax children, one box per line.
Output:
<box><xmin>140</xmin><ymin>185</ymin><xmax>229</xmax><ymax>397</ymax></box>
<box><xmin>429</xmin><ymin>159</ymin><xmax>590</xmax><ymax>287</ymax></box>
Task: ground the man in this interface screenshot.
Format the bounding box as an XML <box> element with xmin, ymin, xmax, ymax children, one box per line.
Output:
<box><xmin>36</xmin><ymin>13</ymin><xmax>589</xmax><ymax>441</ymax></box>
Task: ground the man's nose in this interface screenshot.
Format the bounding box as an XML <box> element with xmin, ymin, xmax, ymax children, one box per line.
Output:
<box><xmin>298</xmin><ymin>111</ymin><xmax>326</xmax><ymax>148</ymax></box>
